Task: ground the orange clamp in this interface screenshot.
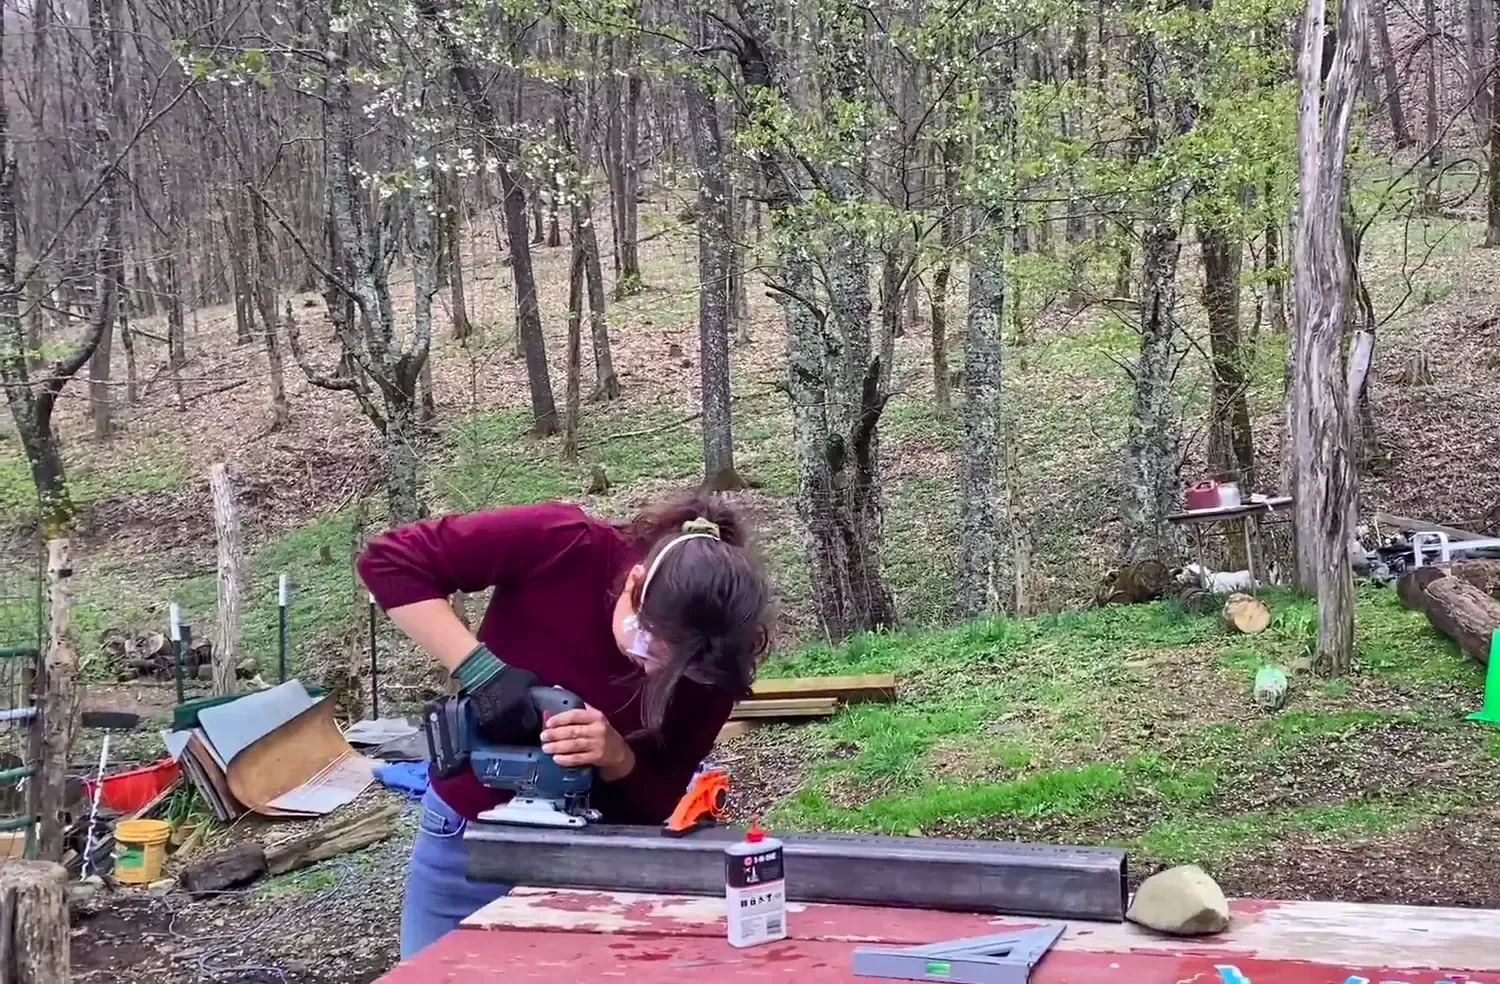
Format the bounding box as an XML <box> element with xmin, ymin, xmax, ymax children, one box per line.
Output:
<box><xmin>662</xmin><ymin>767</ymin><xmax>730</xmax><ymax>837</ymax></box>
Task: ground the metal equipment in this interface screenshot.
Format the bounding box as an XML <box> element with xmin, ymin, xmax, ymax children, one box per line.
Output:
<box><xmin>852</xmin><ymin>925</ymin><xmax>1065</xmax><ymax>984</ymax></box>
<box><xmin>423</xmin><ymin>685</ymin><xmax>601</xmax><ymax>828</ymax></box>
<box><xmin>464</xmin><ymin>823</ymin><xmax>1128</xmax><ymax>921</ymax></box>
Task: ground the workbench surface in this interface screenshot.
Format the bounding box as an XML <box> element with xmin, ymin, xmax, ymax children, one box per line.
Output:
<box><xmin>376</xmin><ymin>887</ymin><xmax>1500</xmax><ymax>983</ymax></box>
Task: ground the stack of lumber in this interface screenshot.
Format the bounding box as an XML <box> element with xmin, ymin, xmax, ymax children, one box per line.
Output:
<box><xmin>718</xmin><ymin>673</ymin><xmax>896</xmax><ymax>741</ymax></box>
<box><xmin>1397</xmin><ymin>559</ymin><xmax>1500</xmax><ymax>665</ymax></box>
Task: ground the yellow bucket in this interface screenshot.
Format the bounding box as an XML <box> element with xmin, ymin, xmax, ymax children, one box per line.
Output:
<box><xmin>113</xmin><ymin>820</ymin><xmax>171</xmax><ymax>884</ymax></box>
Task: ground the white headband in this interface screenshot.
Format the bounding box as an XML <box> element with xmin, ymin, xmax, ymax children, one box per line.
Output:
<box><xmin>639</xmin><ymin>531</ymin><xmax>719</xmax><ymax>607</ymax></box>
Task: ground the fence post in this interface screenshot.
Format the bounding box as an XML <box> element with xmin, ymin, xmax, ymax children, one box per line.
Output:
<box><xmin>210</xmin><ymin>463</ymin><xmax>241</xmax><ymax>696</ymax></box>
<box><xmin>0</xmin><ymin>861</ymin><xmax>69</xmax><ymax>982</ymax></box>
<box><xmin>32</xmin><ymin>539</ymin><xmax>78</xmax><ymax>862</ymax></box>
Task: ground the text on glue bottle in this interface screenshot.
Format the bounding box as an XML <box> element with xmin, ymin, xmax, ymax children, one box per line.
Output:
<box><xmin>723</xmin><ymin>818</ymin><xmax>787</xmax><ymax>947</ymax></box>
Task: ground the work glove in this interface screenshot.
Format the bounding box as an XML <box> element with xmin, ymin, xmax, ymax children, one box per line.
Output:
<box><xmin>452</xmin><ymin>644</ymin><xmax>540</xmax><ymax>745</ymax></box>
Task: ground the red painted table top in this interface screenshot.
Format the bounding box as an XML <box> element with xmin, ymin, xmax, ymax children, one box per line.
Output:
<box><xmin>377</xmin><ymin>887</ymin><xmax>1500</xmax><ymax>984</ymax></box>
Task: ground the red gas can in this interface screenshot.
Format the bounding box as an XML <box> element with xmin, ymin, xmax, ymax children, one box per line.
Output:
<box><xmin>1185</xmin><ymin>480</ymin><xmax>1221</xmax><ymax>511</ymax></box>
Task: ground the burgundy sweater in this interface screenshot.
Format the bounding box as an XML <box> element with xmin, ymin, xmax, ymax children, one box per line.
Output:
<box><xmin>356</xmin><ymin>500</ymin><xmax>734</xmax><ymax>824</ymax></box>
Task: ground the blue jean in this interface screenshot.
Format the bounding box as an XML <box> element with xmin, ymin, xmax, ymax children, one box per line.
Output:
<box><xmin>399</xmin><ymin>787</ymin><xmax>513</xmax><ymax>960</ymax></box>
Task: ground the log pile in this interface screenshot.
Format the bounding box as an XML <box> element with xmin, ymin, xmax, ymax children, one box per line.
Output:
<box><xmin>102</xmin><ymin>628</ymin><xmax>261</xmax><ymax>683</ymax></box>
<box><xmin>1397</xmin><ymin>560</ymin><xmax>1500</xmax><ymax>665</ymax></box>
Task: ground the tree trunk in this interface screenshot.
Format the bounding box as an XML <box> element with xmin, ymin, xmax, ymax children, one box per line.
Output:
<box><xmin>443</xmin><ymin>171</ymin><xmax>474</xmax><ymax>341</ymax></box>
<box><xmin>227</xmin><ymin>209</ymin><xmax>254</xmax><ymax>345</ymax></box>
<box><xmin>616</xmin><ymin>51</ymin><xmax>643</xmax><ymax>297</ymax></box>
<box><xmin>418</xmin><ymin>354</ymin><xmax>436</xmax><ymax>423</ymax></box>
<box><xmin>210</xmin><ymin>463</ymin><xmax>240</xmax><ymax>697</ymax></box>
<box><xmin>87</xmin><ymin>299</ymin><xmax>113</xmax><ymax>440</ymax></box>
<box><xmin>1487</xmin><ymin>0</ymin><xmax>1500</xmax><ymax>247</ymax></box>
<box><xmin>248</xmin><ymin>194</ymin><xmax>290</xmax><ymax>431</ymax></box>
<box><xmin>1265</xmin><ymin>214</ymin><xmax>1289</xmax><ymax>334</ymax></box>
<box><xmin>958</xmin><ymin>177</ymin><xmax>1007</xmax><ymax>615</ymax></box>
<box><xmin>1373</xmin><ymin>0</ymin><xmax>1412</xmax><ymax>145</ymax></box>
<box><xmin>577</xmin><ymin>197</ymin><xmax>619</xmax><ymax>401</ymax></box>
<box><xmin>1121</xmin><ymin>28</ymin><xmax>1184</xmax><ymax>564</ymax></box>
<box><xmin>431</xmin><ymin>31</ymin><xmax>557</xmax><ymax>435</ymax></box>
<box><xmin>0</xmin><ymin>862</ymin><xmax>69</xmax><ymax>983</ymax></box>
<box><xmin>1200</xmin><ymin>225</ymin><xmax>1255</xmax><ymax>485</ymax></box>
<box><xmin>733</xmin><ymin>0</ymin><xmax>894</xmax><ymax>640</ymax></box>
<box><xmin>35</xmin><ymin>539</ymin><xmax>78</xmax><ymax>861</ymax></box>
<box><xmin>118</xmin><ymin>270</ymin><xmax>137</xmax><ymax>404</ymax></box>
<box><xmin>1421</xmin><ymin>0</ymin><xmax>1442</xmax><ymax>213</ymax></box>
<box><xmin>1292</xmin><ymin>0</ymin><xmax>1366</xmax><ymax>675</ymax></box>
<box><xmin>1469</xmin><ymin>0</ymin><xmax>1494</xmax><ymax>131</ymax></box>
<box><xmin>686</xmin><ymin>37</ymin><xmax>742</xmax><ymax>491</ymax></box>
<box><xmin>563</xmin><ymin>229</ymin><xmax>584</xmax><ymax>462</ymax></box>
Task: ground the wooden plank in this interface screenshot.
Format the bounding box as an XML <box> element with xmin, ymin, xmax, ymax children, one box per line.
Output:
<box><xmin>727</xmin><ymin>697</ymin><xmax>837</xmax><ymax>720</ymax></box>
<box><xmin>745</xmin><ymin>673</ymin><xmax>897</xmax><ymax>704</ymax></box>
<box><xmin>714</xmin><ymin>720</ymin><xmax>756</xmax><ymax>743</ymax></box>
<box><xmin>1376</xmin><ymin>511</ymin><xmax>1485</xmax><ymax>541</ymax></box>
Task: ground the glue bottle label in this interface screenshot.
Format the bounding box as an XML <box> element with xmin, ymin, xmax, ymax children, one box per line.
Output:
<box><xmin>724</xmin><ymin>831</ymin><xmax>786</xmax><ymax>947</ymax></box>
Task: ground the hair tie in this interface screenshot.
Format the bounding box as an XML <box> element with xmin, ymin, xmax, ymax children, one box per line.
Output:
<box><xmin>681</xmin><ymin>517</ymin><xmax>721</xmax><ymax>539</ymax></box>
<box><xmin>638</xmin><ymin>522</ymin><xmax>722</xmax><ymax>609</ymax></box>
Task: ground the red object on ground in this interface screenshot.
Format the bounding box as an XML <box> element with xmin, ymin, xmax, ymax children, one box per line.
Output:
<box><xmin>375</xmin><ymin>887</ymin><xmax>1500</xmax><ymax>984</ymax></box>
<box><xmin>84</xmin><ymin>757</ymin><xmax>179</xmax><ymax>813</ymax></box>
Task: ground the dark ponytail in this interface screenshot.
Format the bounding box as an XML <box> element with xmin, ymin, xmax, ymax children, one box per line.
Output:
<box><xmin>617</xmin><ymin>494</ymin><xmax>772</xmax><ymax>733</ymax></box>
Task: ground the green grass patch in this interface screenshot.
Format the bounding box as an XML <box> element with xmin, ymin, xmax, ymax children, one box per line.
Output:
<box><xmin>0</xmin><ymin>446</ymin><xmax>190</xmax><ymax>519</ymax></box>
<box><xmin>1137</xmin><ymin>795</ymin><xmax>1460</xmax><ymax>863</ymax></box>
<box><xmin>771</xmin><ymin>763</ymin><xmax>1128</xmax><ymax>833</ymax></box>
<box><xmin>436</xmin><ymin>408</ymin><xmax>574</xmax><ymax>511</ymax></box>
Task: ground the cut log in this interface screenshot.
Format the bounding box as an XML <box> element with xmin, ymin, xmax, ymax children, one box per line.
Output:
<box><xmin>0</xmin><ymin>861</ymin><xmax>69</xmax><ymax>983</ymax></box>
<box><xmin>727</xmin><ymin>697</ymin><xmax>838</xmax><ymax>721</ymax></box>
<box><xmin>180</xmin><ymin>842</ymin><xmax>267</xmax><ymax>894</ymax></box>
<box><xmin>263</xmin><ymin>804</ymin><xmax>400</xmax><ymax>876</ymax></box>
<box><xmin>1398</xmin><ymin>566</ymin><xmax>1448</xmax><ymax>610</ymax></box>
<box><xmin>1421</xmin><ymin>578</ymin><xmax>1500</xmax><ymax>665</ymax></box>
<box><xmin>1451</xmin><ymin>559</ymin><xmax>1500</xmax><ymax>600</ymax></box>
<box><xmin>1222</xmin><ymin>593</ymin><xmax>1271</xmax><ymax>634</ymax></box>
<box><xmin>746</xmin><ymin>673</ymin><xmax>897</xmax><ymax>705</ymax></box>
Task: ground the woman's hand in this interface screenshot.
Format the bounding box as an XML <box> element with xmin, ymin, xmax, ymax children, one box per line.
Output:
<box><xmin>540</xmin><ymin>706</ymin><xmax>636</xmax><ymax>781</ymax></box>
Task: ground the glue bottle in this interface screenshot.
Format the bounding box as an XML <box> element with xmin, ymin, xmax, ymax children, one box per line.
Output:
<box><xmin>724</xmin><ymin>817</ymin><xmax>787</xmax><ymax>948</ymax></box>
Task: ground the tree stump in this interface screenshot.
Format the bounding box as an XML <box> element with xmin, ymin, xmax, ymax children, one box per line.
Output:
<box><xmin>1223</xmin><ymin>593</ymin><xmax>1271</xmax><ymax>634</ymax></box>
<box><xmin>0</xmin><ymin>861</ymin><xmax>69</xmax><ymax>983</ymax></box>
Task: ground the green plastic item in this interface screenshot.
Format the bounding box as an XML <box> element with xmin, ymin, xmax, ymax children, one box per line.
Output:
<box><xmin>1253</xmin><ymin>665</ymin><xmax>1288</xmax><ymax>710</ymax></box>
<box><xmin>1466</xmin><ymin>631</ymin><xmax>1500</xmax><ymax>725</ymax></box>
<box><xmin>170</xmin><ymin>684</ymin><xmax>327</xmax><ymax>732</ymax></box>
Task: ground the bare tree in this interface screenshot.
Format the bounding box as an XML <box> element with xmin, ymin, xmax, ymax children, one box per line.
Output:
<box><xmin>1291</xmin><ymin>0</ymin><xmax>1367</xmax><ymax>675</ymax></box>
<box><xmin>1373</xmin><ymin>0</ymin><xmax>1412</xmax><ymax>145</ymax></box>
<box><xmin>957</xmin><ymin>57</ymin><xmax>1011</xmax><ymax>617</ymax></box>
<box><xmin>686</xmin><ymin>13</ymin><xmax>743</xmax><ymax>492</ymax></box>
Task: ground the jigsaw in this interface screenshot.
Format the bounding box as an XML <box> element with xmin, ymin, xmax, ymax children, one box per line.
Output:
<box><xmin>422</xmin><ymin>685</ymin><xmax>602</xmax><ymax>828</ymax></box>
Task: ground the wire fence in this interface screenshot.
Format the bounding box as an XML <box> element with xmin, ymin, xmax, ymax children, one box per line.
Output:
<box><xmin>0</xmin><ymin>513</ymin><xmax>45</xmax><ymax>858</ymax></box>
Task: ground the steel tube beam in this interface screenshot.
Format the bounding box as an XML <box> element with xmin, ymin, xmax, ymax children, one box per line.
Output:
<box><xmin>465</xmin><ymin>823</ymin><xmax>1128</xmax><ymax>922</ymax></box>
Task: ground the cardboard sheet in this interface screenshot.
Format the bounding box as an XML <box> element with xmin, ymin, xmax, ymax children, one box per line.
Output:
<box><xmin>198</xmin><ymin>680</ymin><xmax>317</xmax><ymax>766</ymax></box>
<box><xmin>226</xmin><ymin>698</ymin><xmax>373</xmax><ymax>817</ymax></box>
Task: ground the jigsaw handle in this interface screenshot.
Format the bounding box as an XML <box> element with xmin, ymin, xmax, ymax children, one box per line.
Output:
<box><xmin>529</xmin><ymin>685</ymin><xmax>584</xmax><ymax>718</ymax></box>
